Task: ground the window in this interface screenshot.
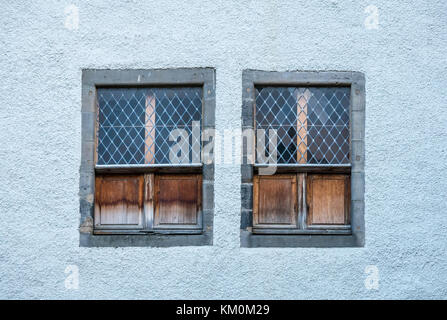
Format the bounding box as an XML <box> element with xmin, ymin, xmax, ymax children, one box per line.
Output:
<box><xmin>241</xmin><ymin>70</ymin><xmax>365</xmax><ymax>247</ymax></box>
<box><xmin>96</xmin><ymin>87</ymin><xmax>202</xmax><ymax>166</ymax></box>
<box><xmin>80</xmin><ymin>69</ymin><xmax>215</xmax><ymax>247</ymax></box>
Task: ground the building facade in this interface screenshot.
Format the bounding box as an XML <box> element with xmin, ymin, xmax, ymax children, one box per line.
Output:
<box><xmin>0</xmin><ymin>0</ymin><xmax>446</xmax><ymax>299</ymax></box>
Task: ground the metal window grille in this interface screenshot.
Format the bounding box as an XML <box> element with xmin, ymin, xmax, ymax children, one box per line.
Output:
<box><xmin>97</xmin><ymin>87</ymin><xmax>202</xmax><ymax>165</ymax></box>
<box><xmin>255</xmin><ymin>86</ymin><xmax>350</xmax><ymax>165</ymax></box>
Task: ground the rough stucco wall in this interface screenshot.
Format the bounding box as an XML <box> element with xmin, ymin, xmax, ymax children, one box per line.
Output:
<box><xmin>0</xmin><ymin>0</ymin><xmax>446</xmax><ymax>299</ymax></box>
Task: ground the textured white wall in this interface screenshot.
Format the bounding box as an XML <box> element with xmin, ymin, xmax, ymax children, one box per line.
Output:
<box><xmin>1</xmin><ymin>0</ymin><xmax>446</xmax><ymax>299</ymax></box>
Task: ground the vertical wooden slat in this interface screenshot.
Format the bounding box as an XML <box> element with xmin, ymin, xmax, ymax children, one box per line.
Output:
<box><xmin>297</xmin><ymin>89</ymin><xmax>311</xmax><ymax>164</ymax></box>
<box><xmin>145</xmin><ymin>95</ymin><xmax>156</xmax><ymax>164</ymax></box>
<box><xmin>297</xmin><ymin>173</ymin><xmax>307</xmax><ymax>229</ymax></box>
<box><xmin>144</xmin><ymin>173</ymin><xmax>154</xmax><ymax>229</ymax></box>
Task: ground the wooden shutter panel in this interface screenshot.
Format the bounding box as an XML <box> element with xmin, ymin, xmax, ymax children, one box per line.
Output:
<box><xmin>253</xmin><ymin>174</ymin><xmax>298</xmax><ymax>227</ymax></box>
<box><xmin>154</xmin><ymin>174</ymin><xmax>202</xmax><ymax>227</ymax></box>
<box><xmin>306</xmin><ymin>174</ymin><xmax>350</xmax><ymax>225</ymax></box>
<box><xmin>94</xmin><ymin>175</ymin><xmax>144</xmax><ymax>229</ymax></box>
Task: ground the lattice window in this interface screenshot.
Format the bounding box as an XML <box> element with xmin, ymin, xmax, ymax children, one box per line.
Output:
<box><xmin>240</xmin><ymin>70</ymin><xmax>365</xmax><ymax>248</ymax></box>
<box><xmin>81</xmin><ymin>69</ymin><xmax>215</xmax><ymax>245</ymax></box>
<box><xmin>255</xmin><ymin>87</ymin><xmax>350</xmax><ymax>165</ymax></box>
<box><xmin>97</xmin><ymin>87</ymin><xmax>202</xmax><ymax>165</ymax></box>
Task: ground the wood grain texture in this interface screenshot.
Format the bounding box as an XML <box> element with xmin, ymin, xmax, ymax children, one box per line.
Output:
<box><xmin>307</xmin><ymin>174</ymin><xmax>350</xmax><ymax>225</ymax></box>
<box><xmin>94</xmin><ymin>175</ymin><xmax>144</xmax><ymax>227</ymax></box>
<box><xmin>253</xmin><ymin>174</ymin><xmax>297</xmax><ymax>227</ymax></box>
<box><xmin>154</xmin><ymin>174</ymin><xmax>201</xmax><ymax>226</ymax></box>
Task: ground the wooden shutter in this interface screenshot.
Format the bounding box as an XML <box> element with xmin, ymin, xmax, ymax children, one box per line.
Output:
<box><xmin>94</xmin><ymin>175</ymin><xmax>144</xmax><ymax>229</ymax></box>
<box><xmin>306</xmin><ymin>174</ymin><xmax>350</xmax><ymax>225</ymax></box>
<box><xmin>154</xmin><ymin>174</ymin><xmax>202</xmax><ymax>228</ymax></box>
<box><xmin>253</xmin><ymin>174</ymin><xmax>298</xmax><ymax>228</ymax></box>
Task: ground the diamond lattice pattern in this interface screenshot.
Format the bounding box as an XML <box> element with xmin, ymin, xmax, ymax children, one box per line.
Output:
<box><xmin>97</xmin><ymin>87</ymin><xmax>202</xmax><ymax>165</ymax></box>
<box><xmin>255</xmin><ymin>87</ymin><xmax>350</xmax><ymax>164</ymax></box>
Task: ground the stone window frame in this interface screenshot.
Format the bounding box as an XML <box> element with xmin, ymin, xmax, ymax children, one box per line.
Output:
<box><xmin>79</xmin><ymin>68</ymin><xmax>215</xmax><ymax>247</ymax></box>
<box><xmin>240</xmin><ymin>70</ymin><xmax>365</xmax><ymax>248</ymax></box>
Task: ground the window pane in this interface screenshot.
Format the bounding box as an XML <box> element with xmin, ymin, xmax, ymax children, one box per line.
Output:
<box><xmin>97</xmin><ymin>87</ymin><xmax>202</xmax><ymax>165</ymax></box>
<box><xmin>255</xmin><ymin>87</ymin><xmax>350</xmax><ymax>165</ymax></box>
